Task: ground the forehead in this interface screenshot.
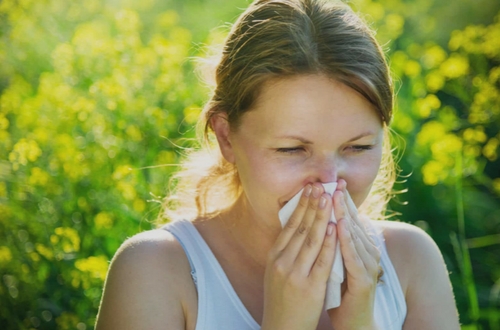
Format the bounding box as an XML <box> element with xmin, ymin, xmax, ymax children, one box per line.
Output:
<box><xmin>238</xmin><ymin>75</ymin><xmax>382</xmax><ymax>137</ymax></box>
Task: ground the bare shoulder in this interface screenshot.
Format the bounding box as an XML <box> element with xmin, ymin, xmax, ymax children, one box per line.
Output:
<box><xmin>373</xmin><ymin>218</ymin><xmax>435</xmax><ymax>246</ymax></box>
<box><xmin>370</xmin><ymin>220</ymin><xmax>443</xmax><ymax>292</ymax></box>
<box><xmin>370</xmin><ymin>220</ymin><xmax>460</xmax><ymax>329</ymax></box>
<box><xmin>110</xmin><ymin>227</ymin><xmax>187</xmax><ymax>267</ymax></box>
<box><xmin>95</xmin><ymin>226</ymin><xmax>196</xmax><ymax>330</ymax></box>
<box><xmin>375</xmin><ymin>220</ymin><xmax>440</xmax><ymax>259</ymax></box>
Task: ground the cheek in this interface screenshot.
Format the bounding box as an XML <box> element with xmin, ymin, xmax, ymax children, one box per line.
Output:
<box><xmin>343</xmin><ymin>153</ymin><xmax>382</xmax><ymax>207</ymax></box>
<box><xmin>237</xmin><ymin>152</ymin><xmax>291</xmax><ymax>186</ymax></box>
<box><xmin>239</xmin><ymin>164</ymin><xmax>299</xmax><ymax>220</ymax></box>
<box><xmin>234</xmin><ymin>149</ymin><xmax>300</xmax><ymax>209</ymax></box>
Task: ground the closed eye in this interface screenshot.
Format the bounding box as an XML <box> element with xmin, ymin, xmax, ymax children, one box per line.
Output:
<box><xmin>347</xmin><ymin>145</ymin><xmax>374</xmax><ymax>152</ymax></box>
<box><xmin>276</xmin><ymin>147</ymin><xmax>305</xmax><ymax>154</ymax></box>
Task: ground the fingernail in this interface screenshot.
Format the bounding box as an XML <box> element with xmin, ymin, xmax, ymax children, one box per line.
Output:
<box><xmin>304</xmin><ymin>185</ymin><xmax>312</xmax><ymax>197</ymax></box>
<box><xmin>312</xmin><ymin>185</ymin><xmax>321</xmax><ymax>198</ymax></box>
<box><xmin>327</xmin><ymin>223</ymin><xmax>334</xmax><ymax>236</ymax></box>
<box><xmin>319</xmin><ymin>195</ymin><xmax>327</xmax><ymax>209</ymax></box>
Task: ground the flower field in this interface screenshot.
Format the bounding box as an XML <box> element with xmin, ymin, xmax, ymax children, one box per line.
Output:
<box><xmin>0</xmin><ymin>0</ymin><xmax>499</xmax><ymax>328</ymax></box>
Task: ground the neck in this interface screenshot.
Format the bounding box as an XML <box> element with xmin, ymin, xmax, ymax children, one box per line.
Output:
<box><xmin>218</xmin><ymin>195</ymin><xmax>281</xmax><ymax>267</ymax></box>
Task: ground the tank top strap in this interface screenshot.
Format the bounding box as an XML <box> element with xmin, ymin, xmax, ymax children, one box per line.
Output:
<box><xmin>365</xmin><ymin>219</ymin><xmax>408</xmax><ymax>329</ymax></box>
<box><xmin>161</xmin><ymin>220</ymin><xmax>199</xmax><ymax>287</ymax></box>
<box><xmin>162</xmin><ymin>219</ymin><xmax>260</xmax><ymax>330</ymax></box>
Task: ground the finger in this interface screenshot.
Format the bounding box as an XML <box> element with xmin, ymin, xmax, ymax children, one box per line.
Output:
<box><xmin>336</xmin><ymin>178</ymin><xmax>347</xmax><ymax>192</ymax></box>
<box><xmin>337</xmin><ymin>218</ymin><xmax>368</xmax><ymax>283</ymax></box>
<box><xmin>349</xmin><ymin>223</ymin><xmax>379</xmax><ymax>277</ymax></box>
<box><xmin>295</xmin><ymin>192</ymin><xmax>333</xmax><ymax>274</ymax></box>
<box><xmin>333</xmin><ymin>181</ymin><xmax>359</xmax><ymax>222</ymax></box>
<box><xmin>279</xmin><ymin>183</ymin><xmax>325</xmax><ymax>263</ymax></box>
<box><xmin>349</xmin><ymin>218</ymin><xmax>381</xmax><ymax>263</ymax></box>
<box><xmin>286</xmin><ymin>183</ymin><xmax>325</xmax><ymax>260</ymax></box>
<box><xmin>335</xmin><ymin>182</ymin><xmax>381</xmax><ymax>283</ymax></box>
<box><xmin>339</xmin><ymin>219</ymin><xmax>380</xmax><ymax>288</ymax></box>
<box><xmin>338</xmin><ymin>180</ymin><xmax>356</xmax><ymax>214</ymax></box>
<box><xmin>339</xmin><ymin>181</ymin><xmax>377</xmax><ymax>246</ymax></box>
<box><xmin>273</xmin><ymin>184</ymin><xmax>313</xmax><ymax>252</ymax></box>
<box><xmin>333</xmin><ymin>189</ymin><xmax>378</xmax><ymax>258</ymax></box>
<box><xmin>310</xmin><ymin>222</ymin><xmax>337</xmax><ymax>282</ymax></box>
<box><xmin>336</xmin><ymin>180</ymin><xmax>360</xmax><ymax>223</ymax></box>
<box><xmin>332</xmin><ymin>189</ymin><xmax>347</xmax><ymax>222</ymax></box>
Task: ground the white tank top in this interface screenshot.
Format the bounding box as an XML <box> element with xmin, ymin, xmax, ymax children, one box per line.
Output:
<box><xmin>163</xmin><ymin>219</ymin><xmax>407</xmax><ymax>329</ymax></box>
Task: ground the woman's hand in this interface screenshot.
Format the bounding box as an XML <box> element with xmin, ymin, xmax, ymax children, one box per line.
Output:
<box><xmin>328</xmin><ymin>179</ymin><xmax>381</xmax><ymax>330</ymax></box>
<box><xmin>261</xmin><ymin>183</ymin><xmax>337</xmax><ymax>330</ymax></box>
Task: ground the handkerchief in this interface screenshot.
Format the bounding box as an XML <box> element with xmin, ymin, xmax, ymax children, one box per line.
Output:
<box><xmin>278</xmin><ymin>182</ymin><xmax>344</xmax><ymax>309</ymax></box>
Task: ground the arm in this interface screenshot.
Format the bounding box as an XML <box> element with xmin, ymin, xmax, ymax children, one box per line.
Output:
<box><xmin>381</xmin><ymin>221</ymin><xmax>461</xmax><ymax>330</ymax></box>
<box><xmin>95</xmin><ymin>229</ymin><xmax>193</xmax><ymax>330</ymax></box>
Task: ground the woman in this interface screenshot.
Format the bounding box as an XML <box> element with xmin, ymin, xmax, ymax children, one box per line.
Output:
<box><xmin>95</xmin><ymin>0</ymin><xmax>460</xmax><ymax>329</ymax></box>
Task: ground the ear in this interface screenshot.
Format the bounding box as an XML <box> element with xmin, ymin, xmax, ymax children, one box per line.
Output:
<box><xmin>210</xmin><ymin>113</ymin><xmax>235</xmax><ymax>163</ymax></box>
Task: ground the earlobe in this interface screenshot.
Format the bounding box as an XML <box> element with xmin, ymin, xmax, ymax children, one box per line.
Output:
<box><xmin>210</xmin><ymin>113</ymin><xmax>235</xmax><ymax>163</ymax></box>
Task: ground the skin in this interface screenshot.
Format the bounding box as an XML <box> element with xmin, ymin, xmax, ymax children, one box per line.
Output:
<box><xmin>95</xmin><ymin>75</ymin><xmax>461</xmax><ymax>330</ymax></box>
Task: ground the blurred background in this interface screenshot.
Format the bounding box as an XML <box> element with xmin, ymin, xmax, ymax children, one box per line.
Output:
<box><xmin>0</xmin><ymin>0</ymin><xmax>499</xmax><ymax>329</ymax></box>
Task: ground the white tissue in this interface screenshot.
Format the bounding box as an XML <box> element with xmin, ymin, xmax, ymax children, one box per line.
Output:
<box><xmin>278</xmin><ymin>182</ymin><xmax>344</xmax><ymax>309</ymax></box>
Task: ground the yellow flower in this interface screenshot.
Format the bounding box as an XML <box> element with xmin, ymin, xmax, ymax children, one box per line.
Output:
<box><xmin>0</xmin><ymin>246</ymin><xmax>12</xmax><ymax>263</ymax></box>
<box><xmin>156</xmin><ymin>10</ymin><xmax>179</xmax><ymax>29</ymax></box>
<box><xmin>463</xmin><ymin>127</ymin><xmax>487</xmax><ymax>143</ymax></box>
<box><xmin>115</xmin><ymin>9</ymin><xmax>141</xmax><ymax>34</ymax></box>
<box><xmin>0</xmin><ymin>75</ymin><xmax>32</xmax><ymax>115</ymax></box>
<box><xmin>425</xmin><ymin>71</ymin><xmax>445</xmax><ymax>92</ymax></box>
<box><xmin>75</xmin><ymin>255</ymin><xmax>109</xmax><ymax>282</ymax></box>
<box><xmin>422</xmin><ymin>160</ymin><xmax>445</xmax><ymax>186</ymax></box>
<box><xmin>439</xmin><ymin>54</ymin><xmax>469</xmax><ymax>79</ymax></box>
<box><xmin>117</xmin><ymin>181</ymin><xmax>137</xmax><ymax>200</ymax></box>
<box><xmin>8</xmin><ymin>138</ymin><xmax>42</xmax><ymax>170</ymax></box>
<box><xmin>417</xmin><ymin>121</ymin><xmax>446</xmax><ymax>146</ymax></box>
<box><xmin>416</xmin><ymin>94</ymin><xmax>441</xmax><ymax>118</ymax></box>
<box><xmin>0</xmin><ymin>182</ymin><xmax>7</xmax><ymax>198</ymax></box>
<box><xmin>422</xmin><ymin>44</ymin><xmax>447</xmax><ymax>69</ymax></box>
<box><xmin>483</xmin><ymin>138</ymin><xmax>499</xmax><ymax>161</ymax></box>
<box><xmin>385</xmin><ymin>14</ymin><xmax>404</xmax><ymax>38</ymax></box>
<box><xmin>126</xmin><ymin>125</ymin><xmax>142</xmax><ymax>142</ymax></box>
<box><xmin>51</xmin><ymin>43</ymin><xmax>74</xmax><ymax>77</ymax></box>
<box><xmin>404</xmin><ymin>60</ymin><xmax>421</xmax><ymax>78</ymax></box>
<box><xmin>56</xmin><ymin>312</ymin><xmax>80</xmax><ymax>330</ymax></box>
<box><xmin>493</xmin><ymin>178</ymin><xmax>500</xmax><ymax>194</ymax></box>
<box><xmin>431</xmin><ymin>134</ymin><xmax>462</xmax><ymax>163</ymax></box>
<box><xmin>112</xmin><ymin>165</ymin><xmax>133</xmax><ymax>181</ymax></box>
<box><xmin>183</xmin><ymin>106</ymin><xmax>201</xmax><ymax>125</ymax></box>
<box><xmin>0</xmin><ymin>113</ymin><xmax>9</xmax><ymax>130</ymax></box>
<box><xmin>36</xmin><ymin>244</ymin><xmax>54</xmax><ymax>260</ymax></box>
<box><xmin>156</xmin><ymin>150</ymin><xmax>177</xmax><ymax>165</ymax></box>
<box><xmin>53</xmin><ymin>227</ymin><xmax>80</xmax><ymax>253</ymax></box>
<box><xmin>94</xmin><ymin>212</ymin><xmax>113</xmax><ymax>230</ymax></box>
<box><xmin>133</xmin><ymin>199</ymin><xmax>146</xmax><ymax>213</ymax></box>
<box><xmin>28</xmin><ymin>167</ymin><xmax>51</xmax><ymax>186</ymax></box>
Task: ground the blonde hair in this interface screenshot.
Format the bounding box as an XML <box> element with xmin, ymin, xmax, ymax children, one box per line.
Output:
<box><xmin>158</xmin><ymin>0</ymin><xmax>396</xmax><ymax>223</ymax></box>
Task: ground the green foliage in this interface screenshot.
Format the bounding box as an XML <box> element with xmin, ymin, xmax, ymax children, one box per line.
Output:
<box><xmin>0</xmin><ymin>0</ymin><xmax>499</xmax><ymax>329</ymax></box>
<box><xmin>0</xmin><ymin>0</ymin><xmax>207</xmax><ymax>328</ymax></box>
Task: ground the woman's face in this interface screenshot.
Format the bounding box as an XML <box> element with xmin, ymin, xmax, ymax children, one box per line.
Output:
<box><xmin>218</xmin><ymin>75</ymin><xmax>384</xmax><ymax>225</ymax></box>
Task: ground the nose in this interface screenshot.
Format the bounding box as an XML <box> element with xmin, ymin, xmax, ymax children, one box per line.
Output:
<box><xmin>306</xmin><ymin>155</ymin><xmax>339</xmax><ymax>184</ymax></box>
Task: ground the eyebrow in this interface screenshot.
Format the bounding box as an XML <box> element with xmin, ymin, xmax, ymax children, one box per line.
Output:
<box><xmin>275</xmin><ymin>135</ymin><xmax>313</xmax><ymax>144</ymax></box>
<box><xmin>346</xmin><ymin>131</ymin><xmax>378</xmax><ymax>142</ymax></box>
<box><xmin>276</xmin><ymin>131</ymin><xmax>378</xmax><ymax>144</ymax></box>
